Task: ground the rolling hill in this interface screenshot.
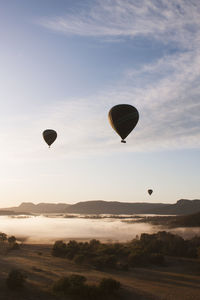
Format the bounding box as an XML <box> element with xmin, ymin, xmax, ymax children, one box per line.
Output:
<box><xmin>2</xmin><ymin>202</ymin><xmax>71</xmax><ymax>213</ymax></box>
<box><xmin>1</xmin><ymin>199</ymin><xmax>200</xmax><ymax>215</ymax></box>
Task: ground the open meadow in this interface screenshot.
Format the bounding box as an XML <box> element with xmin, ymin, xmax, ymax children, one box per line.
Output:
<box><xmin>0</xmin><ymin>242</ymin><xmax>200</xmax><ymax>300</ymax></box>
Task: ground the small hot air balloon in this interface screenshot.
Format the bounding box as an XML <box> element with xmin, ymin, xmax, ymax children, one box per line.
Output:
<box><xmin>43</xmin><ymin>129</ymin><xmax>57</xmax><ymax>147</ymax></box>
<box><xmin>148</xmin><ymin>189</ymin><xmax>153</xmax><ymax>195</ymax></box>
<box><xmin>108</xmin><ymin>104</ymin><xmax>139</xmax><ymax>143</ymax></box>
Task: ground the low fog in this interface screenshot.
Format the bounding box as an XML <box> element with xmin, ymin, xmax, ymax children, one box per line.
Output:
<box><xmin>0</xmin><ymin>215</ymin><xmax>199</xmax><ymax>243</ymax></box>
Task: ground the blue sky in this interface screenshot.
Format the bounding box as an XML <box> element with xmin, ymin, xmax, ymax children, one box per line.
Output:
<box><xmin>0</xmin><ymin>0</ymin><xmax>200</xmax><ymax>207</ymax></box>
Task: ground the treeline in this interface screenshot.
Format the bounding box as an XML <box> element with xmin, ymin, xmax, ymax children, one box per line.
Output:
<box><xmin>52</xmin><ymin>235</ymin><xmax>164</xmax><ymax>270</ymax></box>
<box><xmin>139</xmin><ymin>231</ymin><xmax>200</xmax><ymax>258</ymax></box>
<box><xmin>52</xmin><ymin>231</ymin><xmax>200</xmax><ymax>270</ymax></box>
<box><xmin>138</xmin><ymin>211</ymin><xmax>200</xmax><ymax>228</ymax></box>
<box><xmin>0</xmin><ymin>232</ymin><xmax>20</xmax><ymax>252</ymax></box>
<box><xmin>170</xmin><ymin>211</ymin><xmax>200</xmax><ymax>227</ymax></box>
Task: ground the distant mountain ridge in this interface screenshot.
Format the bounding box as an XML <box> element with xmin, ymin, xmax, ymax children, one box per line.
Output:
<box><xmin>152</xmin><ymin>199</ymin><xmax>200</xmax><ymax>215</ymax></box>
<box><xmin>1</xmin><ymin>199</ymin><xmax>200</xmax><ymax>215</ymax></box>
<box><xmin>65</xmin><ymin>200</ymin><xmax>168</xmax><ymax>214</ymax></box>
<box><xmin>3</xmin><ymin>202</ymin><xmax>70</xmax><ymax>213</ymax></box>
<box><xmin>65</xmin><ymin>199</ymin><xmax>200</xmax><ymax>215</ymax></box>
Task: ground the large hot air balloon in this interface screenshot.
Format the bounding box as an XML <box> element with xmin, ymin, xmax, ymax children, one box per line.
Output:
<box><xmin>43</xmin><ymin>129</ymin><xmax>57</xmax><ymax>147</ymax></box>
<box><xmin>148</xmin><ymin>189</ymin><xmax>153</xmax><ymax>195</ymax></box>
<box><xmin>108</xmin><ymin>104</ymin><xmax>139</xmax><ymax>143</ymax></box>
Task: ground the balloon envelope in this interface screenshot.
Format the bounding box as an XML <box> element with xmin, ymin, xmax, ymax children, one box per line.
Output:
<box><xmin>108</xmin><ymin>104</ymin><xmax>139</xmax><ymax>142</ymax></box>
<box><xmin>43</xmin><ymin>129</ymin><xmax>57</xmax><ymax>147</ymax></box>
<box><xmin>148</xmin><ymin>189</ymin><xmax>153</xmax><ymax>195</ymax></box>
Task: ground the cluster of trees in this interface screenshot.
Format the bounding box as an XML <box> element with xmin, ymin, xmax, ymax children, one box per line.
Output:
<box><xmin>0</xmin><ymin>232</ymin><xmax>19</xmax><ymax>252</ymax></box>
<box><xmin>139</xmin><ymin>231</ymin><xmax>200</xmax><ymax>258</ymax></box>
<box><xmin>52</xmin><ymin>231</ymin><xmax>200</xmax><ymax>270</ymax></box>
<box><xmin>52</xmin><ymin>236</ymin><xmax>165</xmax><ymax>270</ymax></box>
<box><xmin>53</xmin><ymin>274</ymin><xmax>121</xmax><ymax>300</ymax></box>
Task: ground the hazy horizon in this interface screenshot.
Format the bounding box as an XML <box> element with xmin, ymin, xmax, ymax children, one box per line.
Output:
<box><xmin>1</xmin><ymin>197</ymin><xmax>199</xmax><ymax>209</ymax></box>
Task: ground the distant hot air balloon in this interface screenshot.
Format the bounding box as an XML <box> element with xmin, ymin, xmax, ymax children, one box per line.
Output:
<box><xmin>148</xmin><ymin>189</ymin><xmax>153</xmax><ymax>195</ymax></box>
<box><xmin>43</xmin><ymin>129</ymin><xmax>57</xmax><ymax>147</ymax></box>
<box><xmin>108</xmin><ymin>104</ymin><xmax>139</xmax><ymax>143</ymax></box>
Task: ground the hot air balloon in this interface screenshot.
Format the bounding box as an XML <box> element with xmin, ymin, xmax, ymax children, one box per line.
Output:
<box><xmin>43</xmin><ymin>129</ymin><xmax>57</xmax><ymax>147</ymax></box>
<box><xmin>148</xmin><ymin>189</ymin><xmax>153</xmax><ymax>195</ymax></box>
<box><xmin>108</xmin><ymin>104</ymin><xmax>139</xmax><ymax>143</ymax></box>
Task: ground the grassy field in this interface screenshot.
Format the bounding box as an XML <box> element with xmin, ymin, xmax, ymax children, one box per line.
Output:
<box><xmin>0</xmin><ymin>244</ymin><xmax>200</xmax><ymax>300</ymax></box>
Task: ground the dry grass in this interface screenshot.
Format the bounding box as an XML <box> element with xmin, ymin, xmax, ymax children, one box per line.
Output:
<box><xmin>0</xmin><ymin>244</ymin><xmax>200</xmax><ymax>299</ymax></box>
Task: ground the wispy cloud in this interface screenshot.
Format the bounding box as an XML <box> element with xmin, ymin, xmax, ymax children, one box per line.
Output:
<box><xmin>15</xmin><ymin>0</ymin><xmax>200</xmax><ymax>157</ymax></box>
<box><xmin>38</xmin><ymin>0</ymin><xmax>200</xmax><ymax>46</ymax></box>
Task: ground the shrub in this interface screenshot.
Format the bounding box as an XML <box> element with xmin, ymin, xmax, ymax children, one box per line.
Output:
<box><xmin>68</xmin><ymin>274</ymin><xmax>87</xmax><ymax>288</ymax></box>
<box><xmin>81</xmin><ymin>284</ymin><xmax>101</xmax><ymax>300</ymax></box>
<box><xmin>52</xmin><ymin>240</ymin><xmax>66</xmax><ymax>257</ymax></box>
<box><xmin>53</xmin><ymin>274</ymin><xmax>86</xmax><ymax>298</ymax></box>
<box><xmin>53</xmin><ymin>276</ymin><xmax>71</xmax><ymax>295</ymax></box>
<box><xmin>53</xmin><ymin>275</ymin><xmax>121</xmax><ymax>300</ymax></box>
<box><xmin>6</xmin><ymin>269</ymin><xmax>26</xmax><ymax>290</ymax></box>
<box><xmin>99</xmin><ymin>278</ymin><xmax>121</xmax><ymax>295</ymax></box>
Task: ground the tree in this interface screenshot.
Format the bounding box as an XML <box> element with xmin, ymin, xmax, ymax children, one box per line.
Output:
<box><xmin>99</xmin><ymin>278</ymin><xmax>121</xmax><ymax>295</ymax></box>
<box><xmin>6</xmin><ymin>269</ymin><xmax>26</xmax><ymax>290</ymax></box>
<box><xmin>8</xmin><ymin>236</ymin><xmax>16</xmax><ymax>244</ymax></box>
<box><xmin>0</xmin><ymin>232</ymin><xmax>7</xmax><ymax>242</ymax></box>
<box><xmin>52</xmin><ymin>240</ymin><xmax>66</xmax><ymax>257</ymax></box>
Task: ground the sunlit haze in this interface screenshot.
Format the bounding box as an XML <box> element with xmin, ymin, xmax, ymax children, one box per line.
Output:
<box><xmin>0</xmin><ymin>0</ymin><xmax>200</xmax><ymax>207</ymax></box>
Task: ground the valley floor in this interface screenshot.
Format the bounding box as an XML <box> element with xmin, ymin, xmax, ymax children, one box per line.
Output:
<box><xmin>0</xmin><ymin>244</ymin><xmax>200</xmax><ymax>300</ymax></box>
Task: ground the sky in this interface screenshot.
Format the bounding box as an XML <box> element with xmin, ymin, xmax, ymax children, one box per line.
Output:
<box><xmin>0</xmin><ymin>0</ymin><xmax>200</xmax><ymax>207</ymax></box>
